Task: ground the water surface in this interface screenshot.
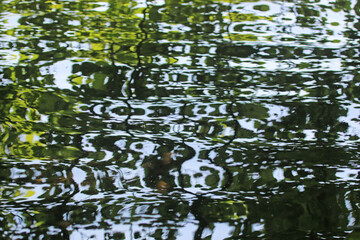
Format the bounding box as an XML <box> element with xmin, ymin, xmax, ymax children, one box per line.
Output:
<box><xmin>1</xmin><ymin>0</ymin><xmax>360</xmax><ymax>239</ymax></box>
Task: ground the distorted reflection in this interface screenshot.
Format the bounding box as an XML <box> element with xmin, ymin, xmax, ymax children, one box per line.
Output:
<box><xmin>1</xmin><ymin>0</ymin><xmax>360</xmax><ymax>239</ymax></box>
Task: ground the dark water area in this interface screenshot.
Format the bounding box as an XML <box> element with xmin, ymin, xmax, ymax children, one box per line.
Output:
<box><xmin>1</xmin><ymin>0</ymin><xmax>360</xmax><ymax>239</ymax></box>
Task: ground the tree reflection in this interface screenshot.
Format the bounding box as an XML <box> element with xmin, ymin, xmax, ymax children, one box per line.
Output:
<box><xmin>0</xmin><ymin>0</ymin><xmax>359</xmax><ymax>239</ymax></box>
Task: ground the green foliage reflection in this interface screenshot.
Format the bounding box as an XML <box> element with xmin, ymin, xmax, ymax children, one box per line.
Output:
<box><xmin>0</xmin><ymin>0</ymin><xmax>359</xmax><ymax>239</ymax></box>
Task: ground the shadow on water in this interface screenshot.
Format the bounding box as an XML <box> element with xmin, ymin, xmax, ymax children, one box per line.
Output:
<box><xmin>1</xmin><ymin>0</ymin><xmax>360</xmax><ymax>239</ymax></box>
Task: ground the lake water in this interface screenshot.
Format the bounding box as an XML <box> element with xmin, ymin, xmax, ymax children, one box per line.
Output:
<box><xmin>1</xmin><ymin>0</ymin><xmax>360</xmax><ymax>239</ymax></box>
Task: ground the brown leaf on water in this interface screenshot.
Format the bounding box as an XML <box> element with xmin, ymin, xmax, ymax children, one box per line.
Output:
<box><xmin>162</xmin><ymin>152</ymin><xmax>172</xmax><ymax>165</ymax></box>
<box><xmin>34</xmin><ymin>179</ymin><xmax>43</xmax><ymax>183</ymax></box>
<box><xmin>157</xmin><ymin>180</ymin><xmax>170</xmax><ymax>191</ymax></box>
